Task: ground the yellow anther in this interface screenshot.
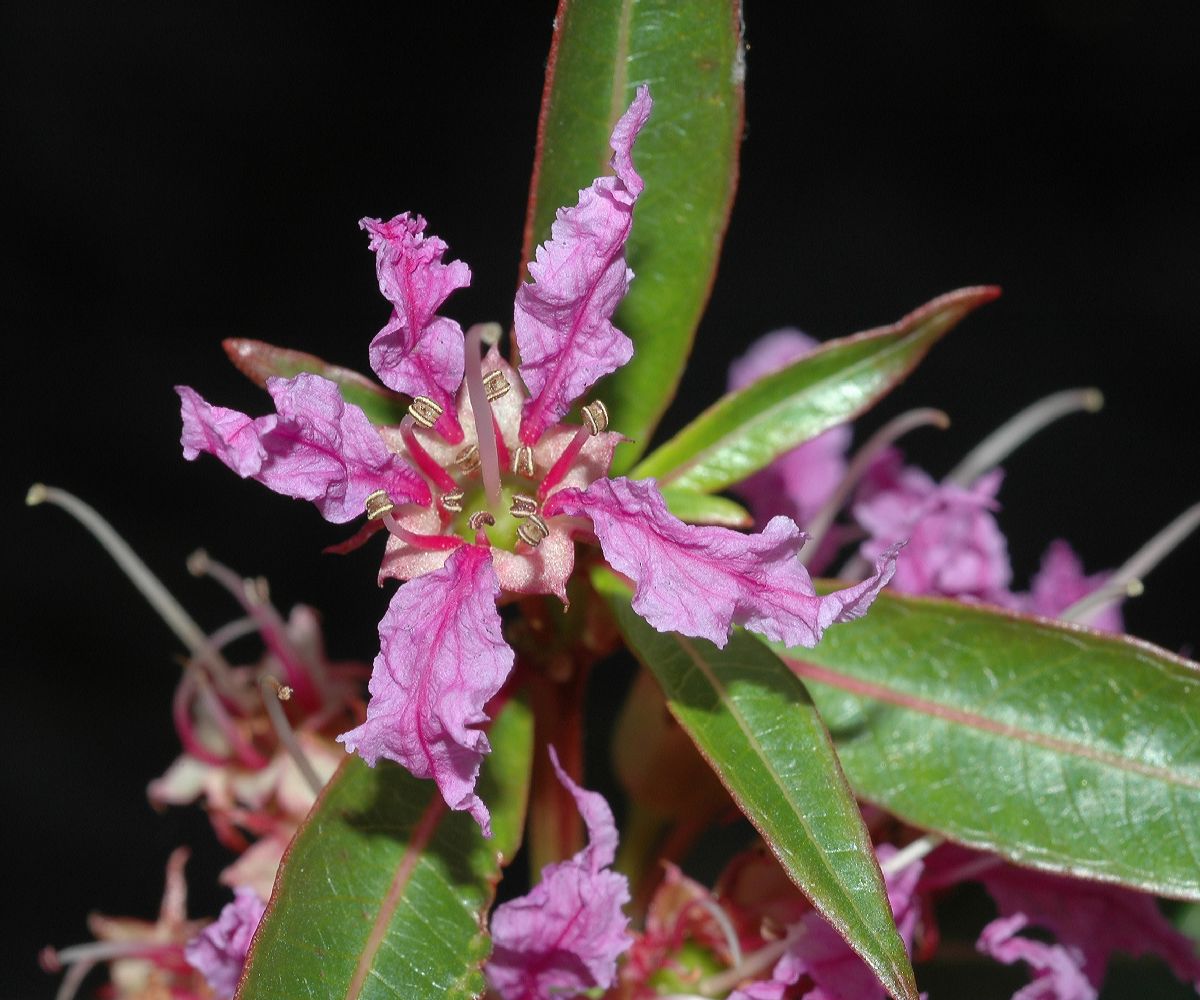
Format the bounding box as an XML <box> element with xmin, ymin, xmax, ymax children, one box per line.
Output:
<box><xmin>509</xmin><ymin>494</ymin><xmax>539</xmax><ymax>518</ymax></box>
<box><xmin>364</xmin><ymin>490</ymin><xmax>395</xmax><ymax>521</ymax></box>
<box><xmin>581</xmin><ymin>399</ymin><xmax>609</xmax><ymax>435</ymax></box>
<box><xmin>512</xmin><ymin>444</ymin><xmax>535</xmax><ymax>478</ymax></box>
<box><xmin>440</xmin><ymin>489</ymin><xmax>465</xmax><ymax>513</ymax></box>
<box><xmin>468</xmin><ymin>511</ymin><xmax>496</xmax><ymax>531</ymax></box>
<box><xmin>455</xmin><ymin>444</ymin><xmax>482</xmax><ymax>473</ymax></box>
<box><xmin>517</xmin><ymin>513</ymin><xmax>550</xmax><ymax>547</ymax></box>
<box><xmin>483</xmin><ymin>370</ymin><xmax>510</xmax><ymax>402</ymax></box>
<box><xmin>408</xmin><ymin>396</ymin><xmax>443</xmax><ymax>429</ymax></box>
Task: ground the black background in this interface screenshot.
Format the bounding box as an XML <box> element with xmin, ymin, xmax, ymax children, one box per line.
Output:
<box><xmin>6</xmin><ymin>2</ymin><xmax>1198</xmax><ymax>996</ymax></box>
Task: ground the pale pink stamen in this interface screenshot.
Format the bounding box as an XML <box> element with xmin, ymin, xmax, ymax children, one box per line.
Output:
<box><xmin>464</xmin><ymin>323</ymin><xmax>502</xmax><ymax>508</ymax></box>
<box><xmin>539</xmin><ymin>424</ymin><xmax>592</xmax><ymax>500</ymax></box>
<box><xmin>383</xmin><ymin>512</ymin><xmax>465</xmax><ymax>552</ymax></box>
<box><xmin>259</xmin><ymin>676</ymin><xmax>324</xmax><ymax>796</ymax></box>
<box><xmin>187</xmin><ymin>550</ymin><xmax>322</xmax><ymax>712</ymax></box>
<box><xmin>400</xmin><ymin>416</ymin><xmax>459</xmax><ymax>493</ymax></box>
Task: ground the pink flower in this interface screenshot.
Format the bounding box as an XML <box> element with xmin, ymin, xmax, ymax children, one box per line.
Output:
<box><xmin>485</xmin><ymin>748</ymin><xmax>631</xmax><ymax>999</ymax></box>
<box><xmin>977</xmin><ymin>914</ymin><xmax>1095</xmax><ymax>1000</ymax></box>
<box><xmin>183</xmin><ymin>888</ymin><xmax>266</xmax><ymax>999</ymax></box>
<box><xmin>854</xmin><ymin>451</ymin><xmax>1011</xmax><ymax>599</ymax></box>
<box><xmin>1007</xmin><ymin>539</ymin><xmax>1124</xmax><ymax>632</ymax></box>
<box><xmin>179</xmin><ymin>86</ymin><xmax>898</xmax><ymax>833</ymax></box>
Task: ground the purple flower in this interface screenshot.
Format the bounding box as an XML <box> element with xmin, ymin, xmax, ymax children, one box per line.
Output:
<box><xmin>486</xmin><ymin>748</ymin><xmax>631</xmax><ymax>1000</ymax></box>
<box><xmin>854</xmin><ymin>452</ymin><xmax>1011</xmax><ymax>599</ymax></box>
<box><xmin>179</xmin><ymin>86</ymin><xmax>898</xmax><ymax>833</ymax></box>
<box><xmin>183</xmin><ymin>887</ymin><xmax>266</xmax><ymax>999</ymax></box>
<box><xmin>978</xmin><ymin>914</ymin><xmax>1095</xmax><ymax>1000</ymax></box>
<box><xmin>1008</xmin><ymin>539</ymin><xmax>1124</xmax><ymax>632</ymax></box>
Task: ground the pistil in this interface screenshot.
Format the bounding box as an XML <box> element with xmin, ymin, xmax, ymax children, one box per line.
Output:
<box><xmin>944</xmin><ymin>387</ymin><xmax>1103</xmax><ymax>486</ymax></box>
<box><xmin>463</xmin><ymin>323</ymin><xmax>503</xmax><ymax>508</ymax></box>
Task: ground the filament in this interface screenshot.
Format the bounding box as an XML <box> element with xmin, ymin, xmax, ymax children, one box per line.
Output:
<box><xmin>383</xmin><ymin>513</ymin><xmax>463</xmax><ymax>551</ymax></box>
<box><xmin>539</xmin><ymin>425</ymin><xmax>591</xmax><ymax>499</ymax></box>
<box><xmin>400</xmin><ymin>417</ymin><xmax>459</xmax><ymax>493</ymax></box>
<box><xmin>879</xmin><ymin>833</ymin><xmax>943</xmax><ymax>876</ymax></box>
<box><xmin>260</xmin><ymin>677</ymin><xmax>324</xmax><ymax>796</ymax></box>
<box><xmin>698</xmin><ymin>927</ymin><xmax>802</xmax><ymax>997</ymax></box>
<box><xmin>944</xmin><ymin>387</ymin><xmax>1103</xmax><ymax>486</ymax></box>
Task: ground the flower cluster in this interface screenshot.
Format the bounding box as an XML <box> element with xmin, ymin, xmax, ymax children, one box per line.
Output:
<box><xmin>177</xmin><ymin>86</ymin><xmax>897</xmax><ymax>836</ymax></box>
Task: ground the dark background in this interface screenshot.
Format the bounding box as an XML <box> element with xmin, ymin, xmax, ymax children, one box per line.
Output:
<box><xmin>6</xmin><ymin>2</ymin><xmax>1198</xmax><ymax>996</ymax></box>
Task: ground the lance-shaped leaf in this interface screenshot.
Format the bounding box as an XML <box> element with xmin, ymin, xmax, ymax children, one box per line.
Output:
<box><xmin>520</xmin><ymin>0</ymin><xmax>744</xmax><ymax>471</ymax></box>
<box><xmin>238</xmin><ymin>696</ymin><xmax>533</xmax><ymax>1000</ymax></box>
<box><xmin>660</xmin><ymin>486</ymin><xmax>752</xmax><ymax>527</ymax></box>
<box><xmin>224</xmin><ymin>338</ymin><xmax>409</xmax><ymax>425</ymax></box>
<box><xmin>595</xmin><ymin>572</ymin><xmax>919</xmax><ymax>1000</ymax></box>
<box><xmin>765</xmin><ymin>593</ymin><xmax>1200</xmax><ymax>900</ymax></box>
<box><xmin>632</xmin><ymin>286</ymin><xmax>1000</xmax><ymax>493</ymax></box>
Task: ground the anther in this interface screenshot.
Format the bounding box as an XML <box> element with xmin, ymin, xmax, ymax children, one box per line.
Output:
<box><xmin>517</xmin><ymin>513</ymin><xmax>550</xmax><ymax>547</ymax></box>
<box><xmin>455</xmin><ymin>443</ymin><xmax>482</xmax><ymax>473</ymax></box>
<box><xmin>440</xmin><ymin>488</ymin><xmax>465</xmax><ymax>513</ymax></box>
<box><xmin>512</xmin><ymin>444</ymin><xmax>535</xmax><ymax>478</ymax></box>
<box><xmin>468</xmin><ymin>510</ymin><xmax>496</xmax><ymax>531</ymax></box>
<box><xmin>364</xmin><ymin>489</ymin><xmax>395</xmax><ymax>521</ymax></box>
<box><xmin>483</xmin><ymin>370</ymin><xmax>510</xmax><ymax>402</ymax></box>
<box><xmin>510</xmin><ymin>493</ymin><xmax>539</xmax><ymax>518</ymax></box>
<box><xmin>581</xmin><ymin>399</ymin><xmax>609</xmax><ymax>435</ymax></box>
<box><xmin>408</xmin><ymin>395</ymin><xmax>443</xmax><ymax>429</ymax></box>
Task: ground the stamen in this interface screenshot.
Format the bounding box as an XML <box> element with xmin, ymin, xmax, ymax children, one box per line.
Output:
<box><xmin>581</xmin><ymin>399</ymin><xmax>609</xmax><ymax>435</ymax></box>
<box><xmin>400</xmin><ymin>417</ymin><xmax>459</xmax><ymax>492</ymax></box>
<box><xmin>364</xmin><ymin>489</ymin><xmax>395</xmax><ymax>521</ymax></box>
<box><xmin>800</xmin><ymin>408</ymin><xmax>950</xmax><ymax>566</ymax></box>
<box><xmin>455</xmin><ymin>443</ymin><xmax>482</xmax><ymax>474</ymax></box>
<box><xmin>1061</xmin><ymin>500</ymin><xmax>1200</xmax><ymax>625</ymax></box>
<box><xmin>260</xmin><ymin>676</ymin><xmax>324</xmax><ymax>797</ymax></box>
<box><xmin>187</xmin><ymin>550</ymin><xmax>323</xmax><ymax>710</ymax></box>
<box><xmin>408</xmin><ymin>395</ymin><xmax>444</xmax><ymax>429</ymax></box>
<box><xmin>510</xmin><ymin>493</ymin><xmax>540</xmax><ymax>518</ymax></box>
<box><xmin>879</xmin><ymin>833</ymin><xmax>944</xmax><ymax>876</ymax></box>
<box><xmin>382</xmin><ymin>513</ymin><xmax>463</xmax><ymax>551</ymax></box>
<box><xmin>512</xmin><ymin>444</ymin><xmax>535</xmax><ymax>478</ymax></box>
<box><xmin>698</xmin><ymin>927</ymin><xmax>803</xmax><ymax>997</ymax></box>
<box><xmin>440</xmin><ymin>488</ymin><xmax>465</xmax><ymax>513</ymax></box>
<box><xmin>26</xmin><ymin>484</ymin><xmax>239</xmax><ymax>695</ymax></box>
<box><xmin>691</xmin><ymin>893</ymin><xmax>743</xmax><ymax>968</ymax></box>
<box><xmin>944</xmin><ymin>387</ymin><xmax>1104</xmax><ymax>486</ymax></box>
<box><xmin>483</xmin><ymin>369</ymin><xmax>511</xmax><ymax>401</ymax></box>
<box><xmin>1060</xmin><ymin>578</ymin><xmax>1144</xmax><ymax>625</ymax></box>
<box><xmin>517</xmin><ymin>512</ymin><xmax>550</xmax><ymax>548</ymax></box>
<box><xmin>469</xmin><ymin>511</ymin><xmax>496</xmax><ymax>537</ymax></box>
<box><xmin>463</xmin><ymin>323</ymin><xmax>503</xmax><ymax>508</ymax></box>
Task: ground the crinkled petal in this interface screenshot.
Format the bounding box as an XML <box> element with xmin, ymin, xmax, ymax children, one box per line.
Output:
<box><xmin>183</xmin><ymin>888</ymin><xmax>266</xmax><ymax>1000</ymax></box>
<box><xmin>515</xmin><ymin>87</ymin><xmax>652</xmax><ymax>445</ymax></box>
<box><xmin>362</xmin><ymin>213</ymin><xmax>470</xmax><ymax>438</ymax></box>
<box><xmin>855</xmin><ymin>461</ymin><xmax>1011</xmax><ymax>598</ymax></box>
<box><xmin>486</xmin><ymin>747</ymin><xmax>631</xmax><ymax>1000</ymax></box>
<box><xmin>978</xmin><ymin>914</ymin><xmax>1096</xmax><ymax>1000</ymax></box>
<box><xmin>1025</xmin><ymin>539</ymin><xmax>1123</xmax><ymax>632</ymax></box>
<box><xmin>337</xmin><ymin>544</ymin><xmax>512</xmax><ymax>836</ymax></box>
<box><xmin>547</xmin><ymin>476</ymin><xmax>898</xmax><ymax>649</ymax></box>
<box><xmin>178</xmin><ymin>374</ymin><xmax>430</xmax><ymax>522</ymax></box>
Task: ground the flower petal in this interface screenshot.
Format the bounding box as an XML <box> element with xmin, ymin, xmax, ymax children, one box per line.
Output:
<box><xmin>336</xmin><ymin>544</ymin><xmax>512</xmax><ymax>836</ymax></box>
<box><xmin>486</xmin><ymin>747</ymin><xmax>631</xmax><ymax>1000</ymax></box>
<box><xmin>978</xmin><ymin>914</ymin><xmax>1096</xmax><ymax>1000</ymax></box>
<box><xmin>184</xmin><ymin>888</ymin><xmax>266</xmax><ymax>1000</ymax></box>
<box><xmin>547</xmin><ymin>476</ymin><xmax>898</xmax><ymax>649</ymax></box>
<box><xmin>855</xmin><ymin>457</ymin><xmax>1011</xmax><ymax>599</ymax></box>
<box><xmin>515</xmin><ymin>86</ymin><xmax>652</xmax><ymax>445</ymax></box>
<box><xmin>362</xmin><ymin>213</ymin><xmax>470</xmax><ymax>440</ymax></box>
<box><xmin>178</xmin><ymin>374</ymin><xmax>430</xmax><ymax>521</ymax></box>
<box><xmin>1025</xmin><ymin>540</ymin><xmax>1123</xmax><ymax>632</ymax></box>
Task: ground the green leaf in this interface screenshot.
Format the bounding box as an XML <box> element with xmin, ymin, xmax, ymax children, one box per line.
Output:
<box><xmin>660</xmin><ymin>487</ymin><xmax>752</xmax><ymax>527</ymax></box>
<box><xmin>521</xmin><ymin>0</ymin><xmax>745</xmax><ymax>472</ymax></box>
<box><xmin>765</xmin><ymin>593</ymin><xmax>1200</xmax><ymax>900</ymax></box>
<box><xmin>631</xmin><ymin>286</ymin><xmax>999</xmax><ymax>493</ymax></box>
<box><xmin>238</xmin><ymin>697</ymin><xmax>533</xmax><ymax>999</ymax></box>
<box><xmin>224</xmin><ymin>338</ymin><xmax>409</xmax><ymax>425</ymax></box>
<box><xmin>597</xmin><ymin>572</ymin><xmax>918</xmax><ymax>1000</ymax></box>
